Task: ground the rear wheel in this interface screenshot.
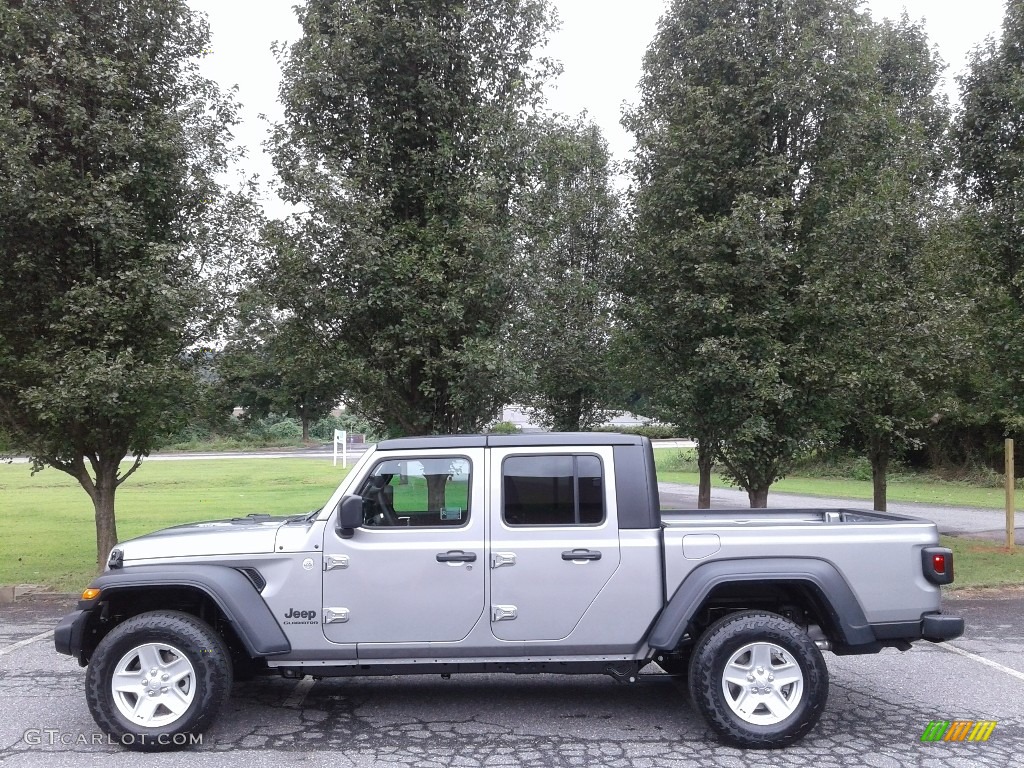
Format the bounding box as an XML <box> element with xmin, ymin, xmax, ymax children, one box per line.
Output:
<box><xmin>85</xmin><ymin>610</ymin><xmax>232</xmax><ymax>751</ymax></box>
<box><xmin>687</xmin><ymin>611</ymin><xmax>828</xmax><ymax>749</ymax></box>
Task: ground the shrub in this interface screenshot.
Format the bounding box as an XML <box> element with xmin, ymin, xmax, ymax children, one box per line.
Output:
<box><xmin>849</xmin><ymin>457</ymin><xmax>873</xmax><ymax>482</ymax></box>
<box><xmin>791</xmin><ymin>449</ymin><xmax>913</xmax><ymax>482</ymax></box>
<box><xmin>260</xmin><ymin>418</ymin><xmax>303</xmax><ymax>441</ymax></box>
<box><xmin>310</xmin><ymin>413</ymin><xmax>383</xmax><ymax>442</ymax></box>
<box><xmin>656</xmin><ymin>449</ymin><xmax>701</xmax><ymax>472</ymax></box>
<box><xmin>486</xmin><ymin>421</ymin><xmax>522</xmax><ymax>435</ymax></box>
<box><xmin>0</xmin><ymin>427</ymin><xmax>14</xmax><ymax>454</ymax></box>
<box><xmin>591</xmin><ymin>424</ymin><xmax>680</xmax><ymax>440</ymax></box>
<box><xmin>164</xmin><ymin>422</ymin><xmax>214</xmax><ymax>445</ymax></box>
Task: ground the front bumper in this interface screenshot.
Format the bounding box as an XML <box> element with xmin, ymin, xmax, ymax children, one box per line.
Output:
<box><xmin>54</xmin><ymin>609</ymin><xmax>91</xmax><ymax>663</ymax></box>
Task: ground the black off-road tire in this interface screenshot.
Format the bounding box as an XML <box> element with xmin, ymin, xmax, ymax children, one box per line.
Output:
<box><xmin>85</xmin><ymin>610</ymin><xmax>232</xmax><ymax>751</ymax></box>
<box><xmin>687</xmin><ymin>610</ymin><xmax>828</xmax><ymax>749</ymax></box>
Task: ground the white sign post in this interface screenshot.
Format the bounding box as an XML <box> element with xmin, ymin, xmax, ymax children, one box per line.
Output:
<box><xmin>333</xmin><ymin>429</ymin><xmax>348</xmax><ymax>468</ymax></box>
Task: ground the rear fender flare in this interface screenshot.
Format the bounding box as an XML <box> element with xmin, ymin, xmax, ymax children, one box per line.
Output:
<box><xmin>647</xmin><ymin>557</ymin><xmax>874</xmax><ymax>650</ymax></box>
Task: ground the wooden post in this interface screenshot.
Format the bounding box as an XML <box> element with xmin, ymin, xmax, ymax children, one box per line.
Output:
<box><xmin>1006</xmin><ymin>438</ymin><xmax>1016</xmax><ymax>551</ymax></box>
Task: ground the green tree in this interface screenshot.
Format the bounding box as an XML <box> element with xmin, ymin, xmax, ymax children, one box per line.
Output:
<box><xmin>0</xmin><ymin>0</ymin><xmax>239</xmax><ymax>568</ymax></box>
<box><xmin>216</xmin><ymin>294</ymin><xmax>344</xmax><ymax>443</ymax></box>
<box><xmin>266</xmin><ymin>0</ymin><xmax>557</xmax><ymax>437</ymax></box>
<box><xmin>515</xmin><ymin>117</ymin><xmax>622</xmax><ymax>431</ymax></box>
<box><xmin>954</xmin><ymin>0</ymin><xmax>1024</xmax><ymax>439</ymax></box>
<box><xmin>621</xmin><ymin>0</ymin><xmax>881</xmax><ymax>507</ymax></box>
<box><xmin>807</xmin><ymin>16</ymin><xmax>953</xmax><ymax>510</ymax></box>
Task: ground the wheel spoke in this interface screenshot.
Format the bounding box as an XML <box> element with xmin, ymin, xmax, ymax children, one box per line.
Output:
<box><xmin>750</xmin><ymin>643</ymin><xmax>773</xmax><ymax>670</ymax></box>
<box><xmin>163</xmin><ymin>656</ymin><xmax>193</xmax><ymax>683</ymax></box>
<box><xmin>723</xmin><ymin>667</ymin><xmax>752</xmax><ymax>687</ymax></box>
<box><xmin>131</xmin><ymin>694</ymin><xmax>161</xmax><ymax>723</ymax></box>
<box><xmin>136</xmin><ymin>644</ymin><xmax>163</xmax><ymax>672</ymax></box>
<box><xmin>111</xmin><ymin>671</ymin><xmax>145</xmax><ymax>695</ymax></box>
<box><xmin>731</xmin><ymin>688</ymin><xmax>759</xmax><ymax>717</ymax></box>
<box><xmin>162</xmin><ymin>686</ymin><xmax>192</xmax><ymax>715</ymax></box>
<box><xmin>763</xmin><ymin>687</ymin><xmax>797</xmax><ymax>719</ymax></box>
<box><xmin>772</xmin><ymin>664</ymin><xmax>803</xmax><ymax>688</ymax></box>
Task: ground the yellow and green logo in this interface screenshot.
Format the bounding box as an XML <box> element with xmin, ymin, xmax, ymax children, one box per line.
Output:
<box><xmin>920</xmin><ymin>720</ymin><xmax>997</xmax><ymax>742</ymax></box>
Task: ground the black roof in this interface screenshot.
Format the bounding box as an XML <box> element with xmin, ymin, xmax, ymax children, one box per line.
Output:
<box><xmin>376</xmin><ymin>433</ymin><xmax>647</xmax><ymax>451</ymax></box>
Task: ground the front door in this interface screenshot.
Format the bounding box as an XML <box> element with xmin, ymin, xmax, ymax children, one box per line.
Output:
<box><xmin>488</xmin><ymin>447</ymin><xmax>621</xmax><ymax>642</ymax></box>
<box><xmin>322</xmin><ymin>448</ymin><xmax>486</xmax><ymax>646</ymax></box>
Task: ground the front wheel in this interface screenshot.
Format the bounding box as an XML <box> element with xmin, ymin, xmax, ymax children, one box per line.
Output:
<box><xmin>85</xmin><ymin>610</ymin><xmax>232</xmax><ymax>751</ymax></box>
<box><xmin>687</xmin><ymin>611</ymin><xmax>828</xmax><ymax>749</ymax></box>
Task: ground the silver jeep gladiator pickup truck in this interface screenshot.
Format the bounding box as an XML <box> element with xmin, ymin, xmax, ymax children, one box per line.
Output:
<box><xmin>55</xmin><ymin>434</ymin><xmax>963</xmax><ymax>751</ymax></box>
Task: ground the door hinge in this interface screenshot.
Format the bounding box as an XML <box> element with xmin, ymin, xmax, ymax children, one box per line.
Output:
<box><xmin>491</xmin><ymin>552</ymin><xmax>516</xmax><ymax>569</ymax></box>
<box><xmin>324</xmin><ymin>555</ymin><xmax>350</xmax><ymax>571</ymax></box>
<box><xmin>324</xmin><ymin>607</ymin><xmax>350</xmax><ymax>624</ymax></box>
<box><xmin>492</xmin><ymin>605</ymin><xmax>518</xmax><ymax>622</ymax></box>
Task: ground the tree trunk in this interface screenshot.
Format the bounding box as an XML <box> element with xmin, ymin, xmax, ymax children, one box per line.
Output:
<box><xmin>697</xmin><ymin>440</ymin><xmax>714</xmax><ymax>509</ymax></box>
<box><xmin>425</xmin><ymin>474</ymin><xmax>448</xmax><ymax>512</ymax></box>
<box><xmin>869</xmin><ymin>436</ymin><xmax>889</xmax><ymax>512</ymax></box>
<box><xmin>92</xmin><ymin>472</ymin><xmax>118</xmax><ymax>572</ymax></box>
<box><xmin>301</xmin><ymin>415</ymin><xmax>310</xmax><ymax>443</ymax></box>
<box><xmin>552</xmin><ymin>399</ymin><xmax>583</xmax><ymax>432</ymax></box>
<box><xmin>747</xmin><ymin>485</ymin><xmax>769</xmax><ymax>508</ymax></box>
<box><xmin>70</xmin><ymin>458</ymin><xmax>120</xmax><ymax>572</ymax></box>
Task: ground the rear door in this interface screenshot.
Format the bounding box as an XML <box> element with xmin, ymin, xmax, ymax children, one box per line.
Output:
<box><xmin>487</xmin><ymin>446</ymin><xmax>620</xmax><ymax>642</ymax></box>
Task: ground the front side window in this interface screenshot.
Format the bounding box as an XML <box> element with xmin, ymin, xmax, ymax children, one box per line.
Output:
<box><xmin>502</xmin><ymin>454</ymin><xmax>604</xmax><ymax>526</ymax></box>
<box><xmin>357</xmin><ymin>457</ymin><xmax>471</xmax><ymax>527</ymax></box>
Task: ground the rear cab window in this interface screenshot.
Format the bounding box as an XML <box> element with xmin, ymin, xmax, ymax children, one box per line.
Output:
<box><xmin>502</xmin><ymin>454</ymin><xmax>604</xmax><ymax>526</ymax></box>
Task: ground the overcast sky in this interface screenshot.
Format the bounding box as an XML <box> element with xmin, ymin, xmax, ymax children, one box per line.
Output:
<box><xmin>189</xmin><ymin>0</ymin><xmax>1008</xmax><ymax>209</ymax></box>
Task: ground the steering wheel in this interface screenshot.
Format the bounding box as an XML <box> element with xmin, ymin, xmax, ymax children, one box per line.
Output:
<box><xmin>366</xmin><ymin>477</ymin><xmax>400</xmax><ymax>526</ymax></box>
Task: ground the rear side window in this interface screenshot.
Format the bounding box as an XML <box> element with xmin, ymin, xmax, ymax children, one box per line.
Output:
<box><xmin>502</xmin><ymin>455</ymin><xmax>604</xmax><ymax>526</ymax></box>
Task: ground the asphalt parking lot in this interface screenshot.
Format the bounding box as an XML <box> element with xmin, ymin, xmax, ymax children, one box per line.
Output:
<box><xmin>0</xmin><ymin>590</ymin><xmax>1021</xmax><ymax>768</ymax></box>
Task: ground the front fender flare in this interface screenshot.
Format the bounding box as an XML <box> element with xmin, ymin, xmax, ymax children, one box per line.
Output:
<box><xmin>648</xmin><ymin>557</ymin><xmax>874</xmax><ymax>650</ymax></box>
<box><xmin>84</xmin><ymin>565</ymin><xmax>291</xmax><ymax>657</ymax></box>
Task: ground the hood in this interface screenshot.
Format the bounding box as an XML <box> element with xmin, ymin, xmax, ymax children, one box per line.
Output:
<box><xmin>113</xmin><ymin>513</ymin><xmax>305</xmax><ymax>564</ymax></box>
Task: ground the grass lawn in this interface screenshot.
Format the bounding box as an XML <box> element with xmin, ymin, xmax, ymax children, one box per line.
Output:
<box><xmin>653</xmin><ymin>448</ymin><xmax>1024</xmax><ymax>509</ymax></box>
<box><xmin>0</xmin><ymin>459</ymin><xmax>349</xmax><ymax>591</ymax></box>
<box><xmin>942</xmin><ymin>535</ymin><xmax>1024</xmax><ymax>589</ymax></box>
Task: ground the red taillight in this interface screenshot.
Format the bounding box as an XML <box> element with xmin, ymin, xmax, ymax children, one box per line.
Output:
<box><xmin>923</xmin><ymin>547</ymin><xmax>954</xmax><ymax>585</ymax></box>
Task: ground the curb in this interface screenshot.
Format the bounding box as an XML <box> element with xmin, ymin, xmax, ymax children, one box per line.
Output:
<box><xmin>0</xmin><ymin>584</ymin><xmax>71</xmax><ymax>606</ymax></box>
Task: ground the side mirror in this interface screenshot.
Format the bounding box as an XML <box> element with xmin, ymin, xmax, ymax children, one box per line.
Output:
<box><xmin>337</xmin><ymin>495</ymin><xmax>364</xmax><ymax>539</ymax></box>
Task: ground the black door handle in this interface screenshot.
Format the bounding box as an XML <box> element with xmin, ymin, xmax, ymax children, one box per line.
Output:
<box><xmin>436</xmin><ymin>551</ymin><xmax>477</xmax><ymax>563</ymax></box>
<box><xmin>562</xmin><ymin>549</ymin><xmax>602</xmax><ymax>561</ymax></box>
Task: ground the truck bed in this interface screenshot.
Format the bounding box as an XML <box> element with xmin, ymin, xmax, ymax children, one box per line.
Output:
<box><xmin>658</xmin><ymin>507</ymin><xmax>943</xmax><ymax>625</ymax></box>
